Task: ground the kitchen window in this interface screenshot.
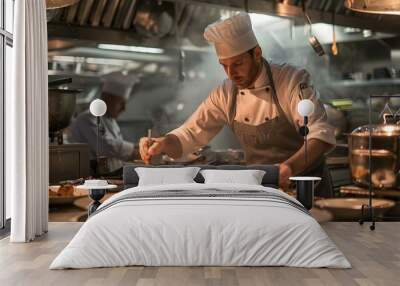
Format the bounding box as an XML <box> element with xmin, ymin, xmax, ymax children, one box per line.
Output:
<box><xmin>0</xmin><ymin>0</ymin><xmax>13</xmax><ymax>231</ymax></box>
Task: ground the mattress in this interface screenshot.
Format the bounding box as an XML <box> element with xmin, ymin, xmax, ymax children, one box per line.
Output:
<box><xmin>50</xmin><ymin>183</ymin><xmax>351</xmax><ymax>269</ymax></box>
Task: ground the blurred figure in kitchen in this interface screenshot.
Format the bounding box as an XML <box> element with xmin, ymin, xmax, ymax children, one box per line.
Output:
<box><xmin>68</xmin><ymin>71</ymin><xmax>139</xmax><ymax>175</ymax></box>
<box><xmin>139</xmin><ymin>12</ymin><xmax>336</xmax><ymax>196</ymax></box>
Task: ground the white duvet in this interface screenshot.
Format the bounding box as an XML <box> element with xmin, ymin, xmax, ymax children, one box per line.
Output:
<box><xmin>50</xmin><ymin>183</ymin><xmax>351</xmax><ymax>269</ymax></box>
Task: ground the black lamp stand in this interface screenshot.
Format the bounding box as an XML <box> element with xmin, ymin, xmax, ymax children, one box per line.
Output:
<box><xmin>299</xmin><ymin>116</ymin><xmax>309</xmax><ymax>165</ymax></box>
<box><xmin>294</xmin><ymin>116</ymin><xmax>315</xmax><ymax>210</ymax></box>
<box><xmin>88</xmin><ymin>116</ymin><xmax>106</xmax><ymax>216</ymax></box>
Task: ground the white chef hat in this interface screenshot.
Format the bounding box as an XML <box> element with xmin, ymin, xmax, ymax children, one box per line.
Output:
<box><xmin>101</xmin><ymin>71</ymin><xmax>138</xmax><ymax>101</ymax></box>
<box><xmin>204</xmin><ymin>12</ymin><xmax>258</xmax><ymax>60</ymax></box>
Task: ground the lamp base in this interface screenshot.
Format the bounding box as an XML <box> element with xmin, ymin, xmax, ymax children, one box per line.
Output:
<box><xmin>290</xmin><ymin>176</ymin><xmax>321</xmax><ymax>210</ymax></box>
<box><xmin>296</xmin><ymin>180</ymin><xmax>314</xmax><ymax>210</ymax></box>
<box><xmin>88</xmin><ymin>189</ymin><xmax>106</xmax><ymax>216</ymax></box>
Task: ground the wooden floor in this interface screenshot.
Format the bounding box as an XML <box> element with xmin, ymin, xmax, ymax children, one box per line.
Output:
<box><xmin>0</xmin><ymin>222</ymin><xmax>399</xmax><ymax>286</ymax></box>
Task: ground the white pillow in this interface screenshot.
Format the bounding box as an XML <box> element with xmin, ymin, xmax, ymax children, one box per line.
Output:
<box><xmin>135</xmin><ymin>167</ymin><xmax>201</xmax><ymax>186</ymax></box>
<box><xmin>200</xmin><ymin>169</ymin><xmax>266</xmax><ymax>185</ymax></box>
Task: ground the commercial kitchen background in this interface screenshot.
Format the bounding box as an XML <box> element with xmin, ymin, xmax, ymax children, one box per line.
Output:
<box><xmin>2</xmin><ymin>0</ymin><xmax>400</xmax><ymax>225</ymax></box>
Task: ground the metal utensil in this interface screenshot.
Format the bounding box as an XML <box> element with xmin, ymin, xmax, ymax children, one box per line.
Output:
<box><xmin>302</xmin><ymin>1</ymin><xmax>325</xmax><ymax>56</ymax></box>
<box><xmin>315</xmin><ymin>198</ymin><xmax>395</xmax><ymax>220</ymax></box>
<box><xmin>380</xmin><ymin>102</ymin><xmax>393</xmax><ymax>123</ymax></box>
<box><xmin>331</xmin><ymin>13</ymin><xmax>338</xmax><ymax>56</ymax></box>
<box><xmin>345</xmin><ymin>0</ymin><xmax>400</xmax><ymax>15</ymax></box>
<box><xmin>178</xmin><ymin>49</ymin><xmax>186</xmax><ymax>82</ymax></box>
<box><xmin>48</xmin><ymin>88</ymin><xmax>80</xmax><ymax>134</ymax></box>
<box><xmin>347</xmin><ymin>124</ymin><xmax>400</xmax><ymax>189</ymax></box>
<box><xmin>308</xmin><ymin>35</ymin><xmax>325</xmax><ymax>56</ymax></box>
<box><xmin>174</xmin><ymin>2</ymin><xmax>186</xmax><ymax>82</ymax></box>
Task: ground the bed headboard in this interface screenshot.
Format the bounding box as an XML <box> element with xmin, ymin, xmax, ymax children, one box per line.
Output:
<box><xmin>123</xmin><ymin>164</ymin><xmax>280</xmax><ymax>189</ymax></box>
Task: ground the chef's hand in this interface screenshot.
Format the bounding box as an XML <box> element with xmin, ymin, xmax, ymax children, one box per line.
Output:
<box><xmin>279</xmin><ymin>163</ymin><xmax>293</xmax><ymax>191</ymax></box>
<box><xmin>139</xmin><ymin>137</ymin><xmax>166</xmax><ymax>164</ymax></box>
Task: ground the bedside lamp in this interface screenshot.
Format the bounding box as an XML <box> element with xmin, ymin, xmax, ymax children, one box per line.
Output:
<box><xmin>297</xmin><ymin>99</ymin><xmax>314</xmax><ymax>165</ymax></box>
<box><xmin>290</xmin><ymin>99</ymin><xmax>320</xmax><ymax>210</ymax></box>
<box><xmin>89</xmin><ymin>99</ymin><xmax>107</xmax><ymax>176</ymax></box>
<box><xmin>80</xmin><ymin>99</ymin><xmax>118</xmax><ymax>216</ymax></box>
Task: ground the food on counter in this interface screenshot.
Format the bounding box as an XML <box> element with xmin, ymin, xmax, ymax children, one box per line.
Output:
<box><xmin>49</xmin><ymin>188</ymin><xmax>58</xmax><ymax>197</ymax></box>
<box><xmin>58</xmin><ymin>184</ymin><xmax>75</xmax><ymax>196</ymax></box>
<box><xmin>49</xmin><ymin>184</ymin><xmax>74</xmax><ymax>197</ymax></box>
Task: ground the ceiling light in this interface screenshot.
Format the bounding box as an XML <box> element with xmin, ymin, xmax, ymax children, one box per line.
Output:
<box><xmin>98</xmin><ymin>44</ymin><xmax>164</xmax><ymax>54</ymax></box>
<box><xmin>177</xmin><ymin>103</ymin><xmax>185</xmax><ymax>111</ymax></box>
<box><xmin>50</xmin><ymin>55</ymin><xmax>85</xmax><ymax>63</ymax></box>
<box><xmin>362</xmin><ymin>29</ymin><xmax>373</xmax><ymax>37</ymax></box>
<box><xmin>343</xmin><ymin>27</ymin><xmax>362</xmax><ymax>34</ymax></box>
<box><xmin>345</xmin><ymin>0</ymin><xmax>400</xmax><ymax>15</ymax></box>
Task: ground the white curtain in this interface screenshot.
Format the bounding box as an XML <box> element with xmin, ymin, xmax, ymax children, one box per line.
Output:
<box><xmin>7</xmin><ymin>0</ymin><xmax>48</xmax><ymax>242</ymax></box>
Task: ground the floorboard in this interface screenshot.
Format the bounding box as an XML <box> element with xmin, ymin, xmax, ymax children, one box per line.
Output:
<box><xmin>0</xmin><ymin>222</ymin><xmax>399</xmax><ymax>286</ymax></box>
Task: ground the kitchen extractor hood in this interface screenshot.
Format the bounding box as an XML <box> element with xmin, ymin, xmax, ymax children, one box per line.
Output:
<box><xmin>46</xmin><ymin>0</ymin><xmax>80</xmax><ymax>10</ymax></box>
<box><xmin>345</xmin><ymin>0</ymin><xmax>400</xmax><ymax>15</ymax></box>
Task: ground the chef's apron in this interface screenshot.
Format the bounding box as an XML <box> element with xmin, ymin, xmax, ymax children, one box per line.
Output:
<box><xmin>100</xmin><ymin>116</ymin><xmax>125</xmax><ymax>172</ymax></box>
<box><xmin>229</xmin><ymin>59</ymin><xmax>333</xmax><ymax>197</ymax></box>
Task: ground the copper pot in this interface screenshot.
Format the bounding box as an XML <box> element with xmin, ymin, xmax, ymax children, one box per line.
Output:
<box><xmin>348</xmin><ymin>124</ymin><xmax>400</xmax><ymax>188</ymax></box>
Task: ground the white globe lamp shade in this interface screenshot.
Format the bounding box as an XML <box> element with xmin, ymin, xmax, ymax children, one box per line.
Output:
<box><xmin>297</xmin><ymin>99</ymin><xmax>315</xmax><ymax>117</ymax></box>
<box><xmin>90</xmin><ymin>99</ymin><xmax>107</xmax><ymax>117</ymax></box>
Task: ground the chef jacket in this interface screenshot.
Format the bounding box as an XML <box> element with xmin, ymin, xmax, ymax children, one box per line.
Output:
<box><xmin>68</xmin><ymin>110</ymin><xmax>135</xmax><ymax>172</ymax></box>
<box><xmin>169</xmin><ymin>62</ymin><xmax>336</xmax><ymax>158</ymax></box>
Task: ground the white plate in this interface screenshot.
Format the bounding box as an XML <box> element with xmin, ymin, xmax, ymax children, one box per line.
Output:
<box><xmin>289</xmin><ymin>176</ymin><xmax>321</xmax><ymax>181</ymax></box>
<box><xmin>76</xmin><ymin>184</ymin><xmax>118</xmax><ymax>190</ymax></box>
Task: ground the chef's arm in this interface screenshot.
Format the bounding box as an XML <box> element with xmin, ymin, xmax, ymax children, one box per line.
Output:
<box><xmin>164</xmin><ymin>134</ymin><xmax>183</xmax><ymax>158</ymax></box>
<box><xmin>78</xmin><ymin>116</ymin><xmax>137</xmax><ymax>161</ymax></box>
<box><xmin>139</xmin><ymin>135</ymin><xmax>177</xmax><ymax>164</ymax></box>
<box><xmin>283</xmin><ymin>138</ymin><xmax>333</xmax><ymax>176</ymax></box>
<box><xmin>141</xmin><ymin>86</ymin><xmax>228</xmax><ymax>163</ymax></box>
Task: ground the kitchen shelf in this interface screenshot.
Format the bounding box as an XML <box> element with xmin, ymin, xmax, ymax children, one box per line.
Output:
<box><xmin>326</xmin><ymin>156</ymin><xmax>348</xmax><ymax>166</ymax></box>
<box><xmin>324</xmin><ymin>78</ymin><xmax>400</xmax><ymax>88</ymax></box>
<box><xmin>48</xmin><ymin>75</ymin><xmax>72</xmax><ymax>87</ymax></box>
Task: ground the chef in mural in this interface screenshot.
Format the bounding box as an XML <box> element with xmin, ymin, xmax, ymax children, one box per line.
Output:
<box><xmin>68</xmin><ymin>71</ymin><xmax>139</xmax><ymax>174</ymax></box>
<box><xmin>139</xmin><ymin>12</ymin><xmax>336</xmax><ymax>196</ymax></box>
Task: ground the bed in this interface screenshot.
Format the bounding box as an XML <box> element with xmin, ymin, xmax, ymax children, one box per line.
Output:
<box><xmin>50</xmin><ymin>165</ymin><xmax>351</xmax><ymax>269</ymax></box>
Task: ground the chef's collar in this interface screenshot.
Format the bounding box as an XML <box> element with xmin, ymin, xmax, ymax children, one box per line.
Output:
<box><xmin>239</xmin><ymin>63</ymin><xmax>270</xmax><ymax>92</ymax></box>
<box><xmin>254</xmin><ymin>63</ymin><xmax>268</xmax><ymax>88</ymax></box>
